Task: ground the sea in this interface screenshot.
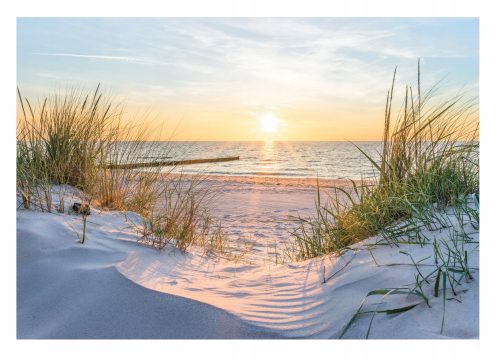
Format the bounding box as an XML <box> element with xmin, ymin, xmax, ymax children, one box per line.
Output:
<box><xmin>133</xmin><ymin>141</ymin><xmax>382</xmax><ymax>180</ymax></box>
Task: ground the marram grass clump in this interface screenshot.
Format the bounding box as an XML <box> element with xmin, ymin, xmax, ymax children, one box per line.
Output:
<box><xmin>290</xmin><ymin>62</ymin><xmax>478</xmax><ymax>260</ymax></box>
<box><xmin>16</xmin><ymin>85</ymin><xmax>230</xmax><ymax>255</ymax></box>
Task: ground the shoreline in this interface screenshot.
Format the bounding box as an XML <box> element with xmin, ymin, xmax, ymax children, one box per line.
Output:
<box><xmin>164</xmin><ymin>172</ymin><xmax>377</xmax><ymax>188</ymax></box>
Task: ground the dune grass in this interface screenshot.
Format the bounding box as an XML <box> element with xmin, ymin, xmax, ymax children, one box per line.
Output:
<box><xmin>17</xmin><ymin>85</ymin><xmax>116</xmax><ymax>190</ymax></box>
<box><xmin>337</xmin><ymin>193</ymin><xmax>478</xmax><ymax>338</ymax></box>
<box><xmin>134</xmin><ymin>172</ymin><xmax>229</xmax><ymax>254</ymax></box>
<box><xmin>289</xmin><ymin>62</ymin><xmax>479</xmax><ymax>261</ymax></box>
<box><xmin>16</xmin><ymin>85</ymin><xmax>229</xmax><ymax>255</ymax></box>
<box><xmin>284</xmin><ymin>61</ymin><xmax>479</xmax><ymax>338</ymax></box>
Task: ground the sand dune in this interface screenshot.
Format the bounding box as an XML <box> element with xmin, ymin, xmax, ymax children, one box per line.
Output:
<box><xmin>17</xmin><ymin>182</ymin><xmax>479</xmax><ymax>339</ymax></box>
<box><xmin>17</xmin><ymin>210</ymin><xmax>282</xmax><ymax>339</ymax></box>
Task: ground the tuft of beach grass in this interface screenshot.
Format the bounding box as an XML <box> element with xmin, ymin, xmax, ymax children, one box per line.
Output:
<box><xmin>289</xmin><ymin>60</ymin><xmax>479</xmax><ymax>261</ymax></box>
<box><xmin>16</xmin><ymin>85</ymin><xmax>230</xmax><ymax>254</ymax></box>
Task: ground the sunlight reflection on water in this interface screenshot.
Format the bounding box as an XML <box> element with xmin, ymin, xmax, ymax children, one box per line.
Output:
<box><xmin>130</xmin><ymin>141</ymin><xmax>382</xmax><ymax>180</ymax></box>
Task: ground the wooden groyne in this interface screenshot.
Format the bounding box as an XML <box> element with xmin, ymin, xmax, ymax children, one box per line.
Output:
<box><xmin>106</xmin><ymin>156</ymin><xmax>240</xmax><ymax>169</ymax></box>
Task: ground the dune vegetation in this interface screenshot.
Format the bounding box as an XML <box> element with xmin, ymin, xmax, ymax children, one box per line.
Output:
<box><xmin>290</xmin><ymin>62</ymin><xmax>479</xmax><ymax>261</ymax></box>
<box><xmin>286</xmin><ymin>62</ymin><xmax>479</xmax><ymax>337</ymax></box>
<box><xmin>16</xmin><ymin>85</ymin><xmax>228</xmax><ymax>255</ymax></box>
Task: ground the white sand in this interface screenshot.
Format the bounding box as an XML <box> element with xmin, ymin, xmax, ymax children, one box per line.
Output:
<box><xmin>16</xmin><ymin>180</ymin><xmax>479</xmax><ymax>339</ymax></box>
<box><xmin>17</xmin><ymin>209</ymin><xmax>282</xmax><ymax>339</ymax></box>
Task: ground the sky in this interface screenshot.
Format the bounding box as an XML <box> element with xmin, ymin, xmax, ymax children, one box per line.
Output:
<box><xmin>17</xmin><ymin>18</ymin><xmax>479</xmax><ymax>141</ymax></box>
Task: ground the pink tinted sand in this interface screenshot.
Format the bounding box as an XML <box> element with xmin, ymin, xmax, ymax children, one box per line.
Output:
<box><xmin>17</xmin><ymin>177</ymin><xmax>479</xmax><ymax>338</ymax></box>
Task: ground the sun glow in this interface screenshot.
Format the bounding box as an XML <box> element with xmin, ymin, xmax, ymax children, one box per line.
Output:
<box><xmin>259</xmin><ymin>113</ymin><xmax>280</xmax><ymax>133</ymax></box>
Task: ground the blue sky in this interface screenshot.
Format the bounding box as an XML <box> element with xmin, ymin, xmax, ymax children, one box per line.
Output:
<box><xmin>17</xmin><ymin>18</ymin><xmax>479</xmax><ymax>140</ymax></box>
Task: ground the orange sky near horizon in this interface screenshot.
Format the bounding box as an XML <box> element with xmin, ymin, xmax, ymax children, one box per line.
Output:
<box><xmin>120</xmin><ymin>103</ymin><xmax>385</xmax><ymax>142</ymax></box>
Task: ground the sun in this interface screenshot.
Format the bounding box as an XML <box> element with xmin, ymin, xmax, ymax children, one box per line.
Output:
<box><xmin>259</xmin><ymin>113</ymin><xmax>280</xmax><ymax>133</ymax></box>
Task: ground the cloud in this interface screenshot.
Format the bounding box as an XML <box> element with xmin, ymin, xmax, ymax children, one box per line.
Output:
<box><xmin>23</xmin><ymin>19</ymin><xmax>478</xmax><ymax>112</ymax></box>
<box><xmin>35</xmin><ymin>52</ymin><xmax>169</xmax><ymax>65</ymax></box>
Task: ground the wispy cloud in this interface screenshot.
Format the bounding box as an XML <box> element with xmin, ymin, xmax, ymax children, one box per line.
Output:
<box><xmin>35</xmin><ymin>52</ymin><xmax>169</xmax><ymax>65</ymax></box>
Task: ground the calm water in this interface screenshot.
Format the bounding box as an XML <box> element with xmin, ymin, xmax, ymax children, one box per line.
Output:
<box><xmin>134</xmin><ymin>141</ymin><xmax>382</xmax><ymax>180</ymax></box>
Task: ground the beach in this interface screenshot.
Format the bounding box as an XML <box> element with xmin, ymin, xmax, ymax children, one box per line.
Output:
<box><xmin>16</xmin><ymin>176</ymin><xmax>479</xmax><ymax>339</ymax></box>
<box><xmin>12</xmin><ymin>13</ymin><xmax>483</xmax><ymax>352</ymax></box>
<box><xmin>167</xmin><ymin>174</ymin><xmax>359</xmax><ymax>264</ymax></box>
